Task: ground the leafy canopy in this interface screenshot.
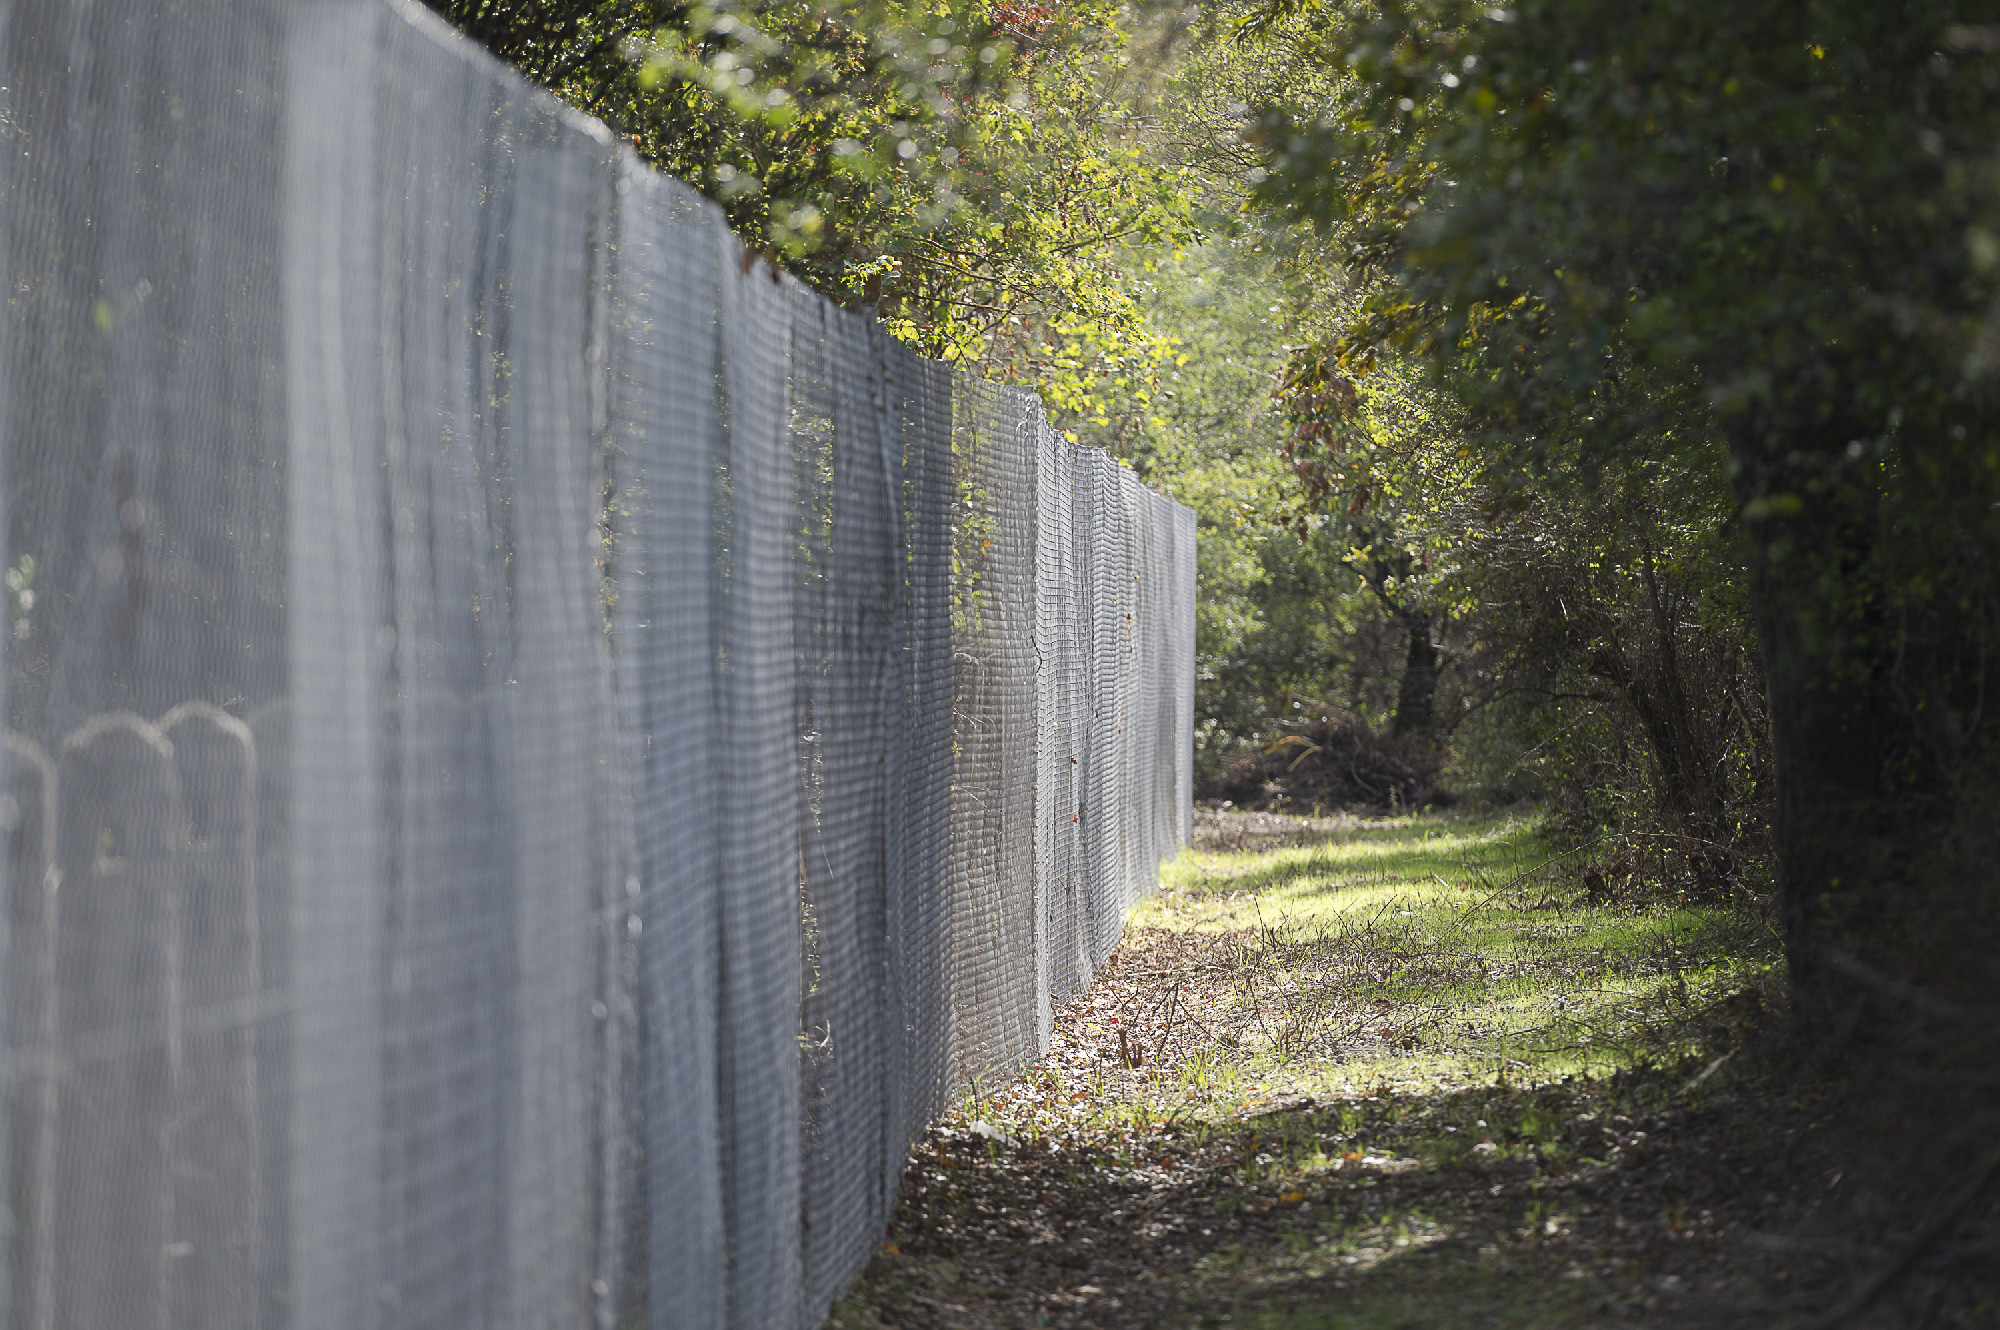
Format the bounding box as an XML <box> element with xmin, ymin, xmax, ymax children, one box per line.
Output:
<box><xmin>430</xmin><ymin>0</ymin><xmax>1199</xmax><ymax>413</ymax></box>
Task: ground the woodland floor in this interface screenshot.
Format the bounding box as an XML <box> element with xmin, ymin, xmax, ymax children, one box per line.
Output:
<box><xmin>831</xmin><ymin>810</ymin><xmax>1999</xmax><ymax>1329</ymax></box>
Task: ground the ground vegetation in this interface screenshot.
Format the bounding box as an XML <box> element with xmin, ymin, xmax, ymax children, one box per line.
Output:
<box><xmin>833</xmin><ymin>814</ymin><xmax>1991</xmax><ymax>1328</ymax></box>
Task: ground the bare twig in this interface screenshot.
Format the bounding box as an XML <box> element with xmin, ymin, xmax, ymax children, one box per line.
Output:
<box><xmin>1673</xmin><ymin>1051</ymin><xmax>1734</xmax><ymax>1100</ymax></box>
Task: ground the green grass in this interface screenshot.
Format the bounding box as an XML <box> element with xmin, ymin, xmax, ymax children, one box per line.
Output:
<box><xmin>834</xmin><ymin>809</ymin><xmax>1799</xmax><ymax>1330</ymax></box>
<box><xmin>1146</xmin><ymin>815</ymin><xmax>1546</xmax><ymax>925</ymax></box>
<box><xmin>1134</xmin><ymin>812</ymin><xmax>1777</xmax><ymax>1103</ymax></box>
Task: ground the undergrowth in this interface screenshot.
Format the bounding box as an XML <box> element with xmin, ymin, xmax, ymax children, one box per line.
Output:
<box><xmin>831</xmin><ymin>810</ymin><xmax>1987</xmax><ymax>1329</ymax></box>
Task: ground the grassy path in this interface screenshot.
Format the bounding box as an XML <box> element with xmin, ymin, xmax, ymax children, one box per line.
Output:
<box><xmin>834</xmin><ymin>811</ymin><xmax>1857</xmax><ymax>1329</ymax></box>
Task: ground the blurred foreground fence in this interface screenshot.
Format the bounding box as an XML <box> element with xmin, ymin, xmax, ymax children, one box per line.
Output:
<box><xmin>0</xmin><ymin>0</ymin><xmax>1193</xmax><ymax>1326</ymax></box>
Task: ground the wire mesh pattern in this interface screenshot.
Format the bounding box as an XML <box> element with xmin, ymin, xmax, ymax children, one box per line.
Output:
<box><xmin>0</xmin><ymin>1</ymin><xmax>1197</xmax><ymax>1327</ymax></box>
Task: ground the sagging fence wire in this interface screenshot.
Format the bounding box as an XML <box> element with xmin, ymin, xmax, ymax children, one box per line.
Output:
<box><xmin>0</xmin><ymin>1</ymin><xmax>1195</xmax><ymax>1326</ymax></box>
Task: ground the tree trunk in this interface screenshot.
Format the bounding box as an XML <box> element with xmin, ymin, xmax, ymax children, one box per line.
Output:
<box><xmin>1732</xmin><ymin>408</ymin><xmax>2000</xmax><ymax>1036</ymax></box>
<box><xmin>1391</xmin><ymin>610</ymin><xmax>1438</xmax><ymax>745</ymax></box>
<box><xmin>1746</xmin><ymin>537</ymin><xmax>1918</xmax><ymax>1030</ymax></box>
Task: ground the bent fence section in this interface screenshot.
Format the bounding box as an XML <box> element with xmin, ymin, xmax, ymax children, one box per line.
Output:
<box><xmin>0</xmin><ymin>0</ymin><xmax>1195</xmax><ymax>1326</ymax></box>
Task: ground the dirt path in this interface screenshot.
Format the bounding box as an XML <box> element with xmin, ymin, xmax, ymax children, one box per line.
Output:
<box><xmin>830</xmin><ymin>811</ymin><xmax>1985</xmax><ymax>1329</ymax></box>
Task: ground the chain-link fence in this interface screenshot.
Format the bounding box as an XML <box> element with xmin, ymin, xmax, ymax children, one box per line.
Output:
<box><xmin>0</xmin><ymin>1</ymin><xmax>1195</xmax><ymax>1326</ymax></box>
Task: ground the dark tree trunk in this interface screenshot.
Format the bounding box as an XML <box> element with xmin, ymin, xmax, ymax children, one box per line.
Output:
<box><xmin>1745</xmin><ymin>514</ymin><xmax>1908</xmax><ymax>1029</ymax></box>
<box><xmin>1731</xmin><ymin>405</ymin><xmax>2000</xmax><ymax>1036</ymax></box>
<box><xmin>1391</xmin><ymin>610</ymin><xmax>1438</xmax><ymax>744</ymax></box>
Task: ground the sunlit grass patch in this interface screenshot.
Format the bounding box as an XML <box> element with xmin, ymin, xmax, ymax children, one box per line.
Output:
<box><xmin>933</xmin><ymin>811</ymin><xmax>1777</xmax><ymax>1173</ymax></box>
<box><xmin>838</xmin><ymin>808</ymin><xmax>1801</xmax><ymax>1330</ymax></box>
<box><xmin>1148</xmin><ymin>812</ymin><xmax>1543</xmax><ymax>929</ymax></box>
<box><xmin>1131</xmin><ymin>811</ymin><xmax>1779</xmax><ymax>1110</ymax></box>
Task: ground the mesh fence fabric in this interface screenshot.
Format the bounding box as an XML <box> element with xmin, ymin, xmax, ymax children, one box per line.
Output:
<box><xmin>947</xmin><ymin>376</ymin><xmax>1042</xmax><ymax>1097</ymax></box>
<box><xmin>0</xmin><ymin>1</ymin><xmax>1197</xmax><ymax>1327</ymax></box>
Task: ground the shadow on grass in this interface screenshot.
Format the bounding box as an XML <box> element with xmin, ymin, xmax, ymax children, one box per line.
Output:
<box><xmin>831</xmin><ymin>811</ymin><xmax>1942</xmax><ymax>1330</ymax></box>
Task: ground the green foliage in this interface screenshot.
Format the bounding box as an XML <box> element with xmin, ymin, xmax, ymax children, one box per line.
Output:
<box><xmin>1254</xmin><ymin>0</ymin><xmax>2000</xmax><ymax>699</ymax></box>
<box><xmin>435</xmin><ymin>0</ymin><xmax>1015</xmax><ymax>258</ymax></box>
<box><xmin>1254</xmin><ymin>0</ymin><xmax>2000</xmax><ymax>1016</ymax></box>
<box><xmin>428</xmin><ymin>0</ymin><xmax>1198</xmax><ymax>412</ymax></box>
<box><xmin>1059</xmin><ymin>238</ymin><xmax>1435</xmax><ymax>781</ymax></box>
